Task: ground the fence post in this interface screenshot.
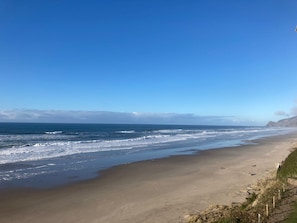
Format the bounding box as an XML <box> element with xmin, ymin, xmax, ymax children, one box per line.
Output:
<box><xmin>283</xmin><ymin>183</ymin><xmax>285</xmax><ymax>192</ymax></box>
<box><xmin>258</xmin><ymin>213</ymin><xmax>261</xmax><ymax>223</ymax></box>
<box><xmin>278</xmin><ymin>189</ymin><xmax>281</xmax><ymax>200</ymax></box>
<box><xmin>273</xmin><ymin>196</ymin><xmax>276</xmax><ymax>208</ymax></box>
<box><xmin>265</xmin><ymin>204</ymin><xmax>269</xmax><ymax>217</ymax></box>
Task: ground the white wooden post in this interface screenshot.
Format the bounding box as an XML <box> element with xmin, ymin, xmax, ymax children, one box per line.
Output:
<box><xmin>258</xmin><ymin>213</ymin><xmax>261</xmax><ymax>223</ymax></box>
<box><xmin>273</xmin><ymin>196</ymin><xmax>276</xmax><ymax>208</ymax></box>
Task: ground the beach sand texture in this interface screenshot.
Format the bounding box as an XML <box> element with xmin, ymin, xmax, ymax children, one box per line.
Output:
<box><xmin>1</xmin><ymin>133</ymin><xmax>297</xmax><ymax>223</ymax></box>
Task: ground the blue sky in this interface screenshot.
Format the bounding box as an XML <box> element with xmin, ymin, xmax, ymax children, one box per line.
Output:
<box><xmin>0</xmin><ymin>0</ymin><xmax>296</xmax><ymax>125</ymax></box>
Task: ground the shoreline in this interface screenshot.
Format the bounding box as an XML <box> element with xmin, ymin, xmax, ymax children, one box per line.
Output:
<box><xmin>1</xmin><ymin>132</ymin><xmax>297</xmax><ymax>223</ymax></box>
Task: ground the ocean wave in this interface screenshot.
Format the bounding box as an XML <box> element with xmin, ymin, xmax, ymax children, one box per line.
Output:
<box><xmin>45</xmin><ymin>131</ymin><xmax>63</xmax><ymax>135</ymax></box>
<box><xmin>0</xmin><ymin>127</ymin><xmax>293</xmax><ymax>165</ymax></box>
<box><xmin>0</xmin><ymin>132</ymin><xmax>209</xmax><ymax>164</ymax></box>
<box><xmin>0</xmin><ymin>133</ymin><xmax>72</xmax><ymax>142</ymax></box>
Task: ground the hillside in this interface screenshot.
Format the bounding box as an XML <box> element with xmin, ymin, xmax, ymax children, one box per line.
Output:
<box><xmin>267</xmin><ymin>116</ymin><xmax>297</xmax><ymax>127</ymax></box>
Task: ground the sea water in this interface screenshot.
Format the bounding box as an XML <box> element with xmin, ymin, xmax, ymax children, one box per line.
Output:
<box><xmin>0</xmin><ymin>123</ymin><xmax>294</xmax><ymax>189</ymax></box>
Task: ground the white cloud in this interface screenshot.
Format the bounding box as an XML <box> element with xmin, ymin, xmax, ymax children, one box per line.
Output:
<box><xmin>275</xmin><ymin>110</ymin><xmax>289</xmax><ymax>116</ymax></box>
<box><xmin>0</xmin><ymin>109</ymin><xmax>259</xmax><ymax>125</ymax></box>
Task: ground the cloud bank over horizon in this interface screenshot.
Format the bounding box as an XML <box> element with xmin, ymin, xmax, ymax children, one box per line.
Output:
<box><xmin>275</xmin><ymin>99</ymin><xmax>297</xmax><ymax>118</ymax></box>
<box><xmin>0</xmin><ymin>109</ymin><xmax>259</xmax><ymax>126</ymax></box>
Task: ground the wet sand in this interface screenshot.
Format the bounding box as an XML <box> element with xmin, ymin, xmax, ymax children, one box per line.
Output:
<box><xmin>1</xmin><ymin>133</ymin><xmax>297</xmax><ymax>223</ymax></box>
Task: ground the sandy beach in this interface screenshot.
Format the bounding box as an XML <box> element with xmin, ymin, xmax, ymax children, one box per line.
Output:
<box><xmin>1</xmin><ymin>133</ymin><xmax>297</xmax><ymax>223</ymax></box>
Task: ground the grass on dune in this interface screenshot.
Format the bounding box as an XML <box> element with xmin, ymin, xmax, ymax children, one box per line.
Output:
<box><xmin>277</xmin><ymin>148</ymin><xmax>297</xmax><ymax>180</ymax></box>
<box><xmin>278</xmin><ymin>148</ymin><xmax>297</xmax><ymax>223</ymax></box>
<box><xmin>285</xmin><ymin>202</ymin><xmax>297</xmax><ymax>223</ymax></box>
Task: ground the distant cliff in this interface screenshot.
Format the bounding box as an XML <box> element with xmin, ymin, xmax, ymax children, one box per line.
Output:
<box><xmin>266</xmin><ymin>116</ymin><xmax>297</xmax><ymax>127</ymax></box>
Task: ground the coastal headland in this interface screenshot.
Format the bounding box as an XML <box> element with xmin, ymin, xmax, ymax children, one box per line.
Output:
<box><xmin>1</xmin><ymin>133</ymin><xmax>297</xmax><ymax>223</ymax></box>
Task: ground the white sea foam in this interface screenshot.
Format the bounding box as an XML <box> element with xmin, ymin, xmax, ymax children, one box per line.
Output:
<box><xmin>153</xmin><ymin>129</ymin><xmax>183</xmax><ymax>134</ymax></box>
<box><xmin>1</xmin><ymin>169</ymin><xmax>56</xmax><ymax>181</ymax></box>
<box><xmin>115</xmin><ymin>130</ymin><xmax>136</xmax><ymax>134</ymax></box>
<box><xmin>45</xmin><ymin>131</ymin><xmax>63</xmax><ymax>135</ymax></box>
<box><xmin>0</xmin><ymin>163</ymin><xmax>58</xmax><ymax>181</ymax></box>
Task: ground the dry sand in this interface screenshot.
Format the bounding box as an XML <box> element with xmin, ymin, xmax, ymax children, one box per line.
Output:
<box><xmin>1</xmin><ymin>133</ymin><xmax>297</xmax><ymax>223</ymax></box>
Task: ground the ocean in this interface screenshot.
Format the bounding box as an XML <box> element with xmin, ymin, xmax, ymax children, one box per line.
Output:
<box><xmin>0</xmin><ymin>123</ymin><xmax>294</xmax><ymax>189</ymax></box>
